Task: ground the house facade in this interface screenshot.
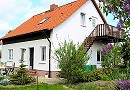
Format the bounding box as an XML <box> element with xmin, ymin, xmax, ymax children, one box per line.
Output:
<box><xmin>0</xmin><ymin>41</ymin><xmax>2</xmax><ymax>60</ymax></box>
<box><xmin>0</xmin><ymin>0</ymin><xmax>122</xmax><ymax>78</ymax></box>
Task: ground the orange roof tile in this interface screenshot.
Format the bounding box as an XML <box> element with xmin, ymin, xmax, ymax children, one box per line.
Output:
<box><xmin>2</xmin><ymin>0</ymin><xmax>107</xmax><ymax>39</ymax></box>
<box><xmin>2</xmin><ymin>0</ymin><xmax>88</xmax><ymax>39</ymax></box>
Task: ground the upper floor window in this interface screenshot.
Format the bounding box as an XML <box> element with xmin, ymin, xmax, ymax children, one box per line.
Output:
<box><xmin>92</xmin><ymin>16</ymin><xmax>97</xmax><ymax>27</ymax></box>
<box><xmin>41</xmin><ymin>46</ymin><xmax>46</xmax><ymax>61</ymax></box>
<box><xmin>8</xmin><ymin>49</ymin><xmax>13</xmax><ymax>60</ymax></box>
<box><xmin>92</xmin><ymin>18</ymin><xmax>96</xmax><ymax>27</ymax></box>
<box><xmin>80</xmin><ymin>12</ymin><xmax>86</xmax><ymax>27</ymax></box>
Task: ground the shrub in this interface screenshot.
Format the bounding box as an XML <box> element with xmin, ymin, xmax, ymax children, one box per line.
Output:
<box><xmin>83</xmin><ymin>68</ymin><xmax>112</xmax><ymax>82</ymax></box>
<box><xmin>10</xmin><ymin>49</ymin><xmax>35</xmax><ymax>85</ymax></box>
<box><xmin>115</xmin><ymin>80</ymin><xmax>130</xmax><ymax>90</ymax></box>
<box><xmin>54</xmin><ymin>41</ymin><xmax>89</xmax><ymax>83</ymax></box>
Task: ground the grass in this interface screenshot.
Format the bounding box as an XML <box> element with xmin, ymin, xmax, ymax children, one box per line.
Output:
<box><xmin>0</xmin><ymin>80</ymin><xmax>116</xmax><ymax>90</ymax></box>
<box><xmin>0</xmin><ymin>83</ymin><xmax>71</xmax><ymax>90</ymax></box>
<box><xmin>0</xmin><ymin>82</ymin><xmax>116</xmax><ymax>90</ymax></box>
<box><xmin>67</xmin><ymin>81</ymin><xmax>116</xmax><ymax>90</ymax></box>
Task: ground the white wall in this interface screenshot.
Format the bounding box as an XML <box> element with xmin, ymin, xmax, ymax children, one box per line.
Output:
<box><xmin>1</xmin><ymin>0</ymin><xmax>105</xmax><ymax>71</ymax></box>
<box><xmin>50</xmin><ymin>0</ymin><xmax>104</xmax><ymax>71</ymax></box>
<box><xmin>2</xmin><ymin>39</ymin><xmax>50</xmax><ymax>71</ymax></box>
<box><xmin>87</xmin><ymin>41</ymin><xmax>107</xmax><ymax>68</ymax></box>
<box><xmin>0</xmin><ymin>45</ymin><xmax>2</xmax><ymax>61</ymax></box>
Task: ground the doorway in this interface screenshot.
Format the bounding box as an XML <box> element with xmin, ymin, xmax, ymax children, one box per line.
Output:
<box><xmin>29</xmin><ymin>48</ymin><xmax>34</xmax><ymax>70</ymax></box>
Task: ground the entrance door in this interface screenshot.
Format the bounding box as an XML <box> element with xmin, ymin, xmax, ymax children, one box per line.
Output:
<box><xmin>29</xmin><ymin>48</ymin><xmax>34</xmax><ymax>70</ymax></box>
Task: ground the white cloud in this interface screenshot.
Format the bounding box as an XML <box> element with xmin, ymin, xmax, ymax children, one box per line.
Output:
<box><xmin>0</xmin><ymin>0</ymin><xmax>74</xmax><ymax>38</ymax></box>
<box><xmin>0</xmin><ymin>22</ymin><xmax>13</xmax><ymax>37</ymax></box>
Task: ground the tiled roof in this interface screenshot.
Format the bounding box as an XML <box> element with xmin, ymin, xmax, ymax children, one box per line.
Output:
<box><xmin>2</xmin><ymin>0</ymin><xmax>107</xmax><ymax>39</ymax></box>
<box><xmin>2</xmin><ymin>0</ymin><xmax>88</xmax><ymax>39</ymax></box>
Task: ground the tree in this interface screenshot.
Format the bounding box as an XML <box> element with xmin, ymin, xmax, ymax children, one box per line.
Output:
<box><xmin>99</xmin><ymin>0</ymin><xmax>130</xmax><ymax>29</ymax></box>
<box><xmin>10</xmin><ymin>49</ymin><xmax>35</xmax><ymax>85</ymax></box>
<box><xmin>101</xmin><ymin>43</ymin><xmax>122</xmax><ymax>68</ymax></box>
<box><xmin>54</xmin><ymin>41</ymin><xmax>89</xmax><ymax>83</ymax></box>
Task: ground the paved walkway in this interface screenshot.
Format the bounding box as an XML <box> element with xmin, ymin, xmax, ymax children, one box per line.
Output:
<box><xmin>37</xmin><ymin>76</ymin><xmax>65</xmax><ymax>84</ymax></box>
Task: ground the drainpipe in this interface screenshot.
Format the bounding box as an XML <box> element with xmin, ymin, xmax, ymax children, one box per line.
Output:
<box><xmin>43</xmin><ymin>30</ymin><xmax>51</xmax><ymax>78</ymax></box>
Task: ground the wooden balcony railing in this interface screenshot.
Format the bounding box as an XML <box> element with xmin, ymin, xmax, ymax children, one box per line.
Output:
<box><xmin>84</xmin><ymin>24</ymin><xmax>123</xmax><ymax>50</ymax></box>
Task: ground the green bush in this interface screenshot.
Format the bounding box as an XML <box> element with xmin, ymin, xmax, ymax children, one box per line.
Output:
<box><xmin>10</xmin><ymin>49</ymin><xmax>35</xmax><ymax>85</ymax></box>
<box><xmin>54</xmin><ymin>41</ymin><xmax>89</xmax><ymax>83</ymax></box>
<box><xmin>83</xmin><ymin>68</ymin><xmax>112</xmax><ymax>82</ymax></box>
<box><xmin>10</xmin><ymin>70</ymin><xmax>35</xmax><ymax>85</ymax></box>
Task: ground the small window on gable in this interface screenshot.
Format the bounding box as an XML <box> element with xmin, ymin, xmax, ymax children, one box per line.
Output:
<box><xmin>91</xmin><ymin>16</ymin><xmax>97</xmax><ymax>27</ymax></box>
<box><xmin>39</xmin><ymin>17</ymin><xmax>49</xmax><ymax>24</ymax></box>
<box><xmin>41</xmin><ymin>46</ymin><xmax>46</xmax><ymax>61</ymax></box>
<box><xmin>8</xmin><ymin>49</ymin><xmax>13</xmax><ymax>60</ymax></box>
<box><xmin>80</xmin><ymin>12</ymin><xmax>86</xmax><ymax>27</ymax></box>
<box><xmin>92</xmin><ymin>18</ymin><xmax>96</xmax><ymax>27</ymax></box>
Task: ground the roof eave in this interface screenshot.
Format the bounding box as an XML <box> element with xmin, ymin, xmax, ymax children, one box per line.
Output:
<box><xmin>91</xmin><ymin>0</ymin><xmax>108</xmax><ymax>24</ymax></box>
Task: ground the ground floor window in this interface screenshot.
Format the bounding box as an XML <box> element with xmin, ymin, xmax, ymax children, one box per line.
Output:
<box><xmin>8</xmin><ymin>49</ymin><xmax>13</xmax><ymax>60</ymax></box>
<box><xmin>41</xmin><ymin>46</ymin><xmax>46</xmax><ymax>61</ymax></box>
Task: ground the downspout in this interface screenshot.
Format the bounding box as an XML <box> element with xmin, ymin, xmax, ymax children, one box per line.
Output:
<box><xmin>43</xmin><ymin>30</ymin><xmax>51</xmax><ymax>78</ymax></box>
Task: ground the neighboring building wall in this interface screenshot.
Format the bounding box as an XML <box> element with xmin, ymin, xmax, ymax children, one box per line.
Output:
<box><xmin>50</xmin><ymin>0</ymin><xmax>104</xmax><ymax>71</ymax></box>
<box><xmin>1</xmin><ymin>39</ymin><xmax>50</xmax><ymax>71</ymax></box>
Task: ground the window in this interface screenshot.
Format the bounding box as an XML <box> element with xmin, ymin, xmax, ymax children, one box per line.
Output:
<box><xmin>80</xmin><ymin>12</ymin><xmax>86</xmax><ymax>26</ymax></box>
<box><xmin>8</xmin><ymin>49</ymin><xmax>13</xmax><ymax>60</ymax></box>
<box><xmin>92</xmin><ymin>18</ymin><xmax>96</xmax><ymax>27</ymax></box>
<box><xmin>38</xmin><ymin>17</ymin><xmax>49</xmax><ymax>24</ymax></box>
<box><xmin>41</xmin><ymin>47</ymin><xmax>46</xmax><ymax>61</ymax></box>
<box><xmin>21</xmin><ymin>48</ymin><xmax>26</xmax><ymax>60</ymax></box>
<box><xmin>91</xmin><ymin>16</ymin><xmax>97</xmax><ymax>27</ymax></box>
<box><xmin>97</xmin><ymin>50</ymin><xmax>100</xmax><ymax>62</ymax></box>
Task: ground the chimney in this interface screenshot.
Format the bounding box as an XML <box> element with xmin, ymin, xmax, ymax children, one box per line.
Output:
<box><xmin>50</xmin><ymin>4</ymin><xmax>58</xmax><ymax>11</ymax></box>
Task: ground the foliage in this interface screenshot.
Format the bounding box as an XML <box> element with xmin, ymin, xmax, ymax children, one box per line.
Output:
<box><xmin>10</xmin><ymin>49</ymin><xmax>35</xmax><ymax>85</ymax></box>
<box><xmin>68</xmin><ymin>82</ymin><xmax>115</xmax><ymax>90</ymax></box>
<box><xmin>110</xmin><ymin>68</ymin><xmax>130</xmax><ymax>80</ymax></box>
<box><xmin>99</xmin><ymin>0</ymin><xmax>130</xmax><ymax>29</ymax></box>
<box><xmin>54</xmin><ymin>41</ymin><xmax>89</xmax><ymax>83</ymax></box>
<box><xmin>101</xmin><ymin>43</ymin><xmax>122</xmax><ymax>68</ymax></box>
<box><xmin>120</xmin><ymin>41</ymin><xmax>130</xmax><ymax>67</ymax></box>
<box><xmin>83</xmin><ymin>68</ymin><xmax>112</xmax><ymax>82</ymax></box>
<box><xmin>115</xmin><ymin>80</ymin><xmax>130</xmax><ymax>90</ymax></box>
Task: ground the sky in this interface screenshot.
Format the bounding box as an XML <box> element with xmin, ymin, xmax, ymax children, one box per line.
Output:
<box><xmin>0</xmin><ymin>0</ymin><xmax>118</xmax><ymax>38</ymax></box>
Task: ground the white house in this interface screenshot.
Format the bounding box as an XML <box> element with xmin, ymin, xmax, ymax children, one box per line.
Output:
<box><xmin>0</xmin><ymin>0</ymin><xmax>122</xmax><ymax>78</ymax></box>
<box><xmin>0</xmin><ymin>41</ymin><xmax>2</xmax><ymax>60</ymax></box>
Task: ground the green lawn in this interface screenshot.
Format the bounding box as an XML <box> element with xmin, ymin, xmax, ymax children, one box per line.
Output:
<box><xmin>0</xmin><ymin>83</ymin><xmax>71</xmax><ymax>90</ymax></box>
<box><xmin>0</xmin><ymin>81</ymin><xmax>115</xmax><ymax>90</ymax></box>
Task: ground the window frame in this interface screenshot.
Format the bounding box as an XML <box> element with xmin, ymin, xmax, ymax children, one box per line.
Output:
<box><xmin>41</xmin><ymin>46</ymin><xmax>46</xmax><ymax>62</ymax></box>
<box><xmin>80</xmin><ymin>12</ymin><xmax>86</xmax><ymax>27</ymax></box>
<box><xmin>8</xmin><ymin>49</ymin><xmax>13</xmax><ymax>60</ymax></box>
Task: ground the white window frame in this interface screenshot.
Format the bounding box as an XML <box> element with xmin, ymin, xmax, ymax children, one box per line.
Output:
<box><xmin>91</xmin><ymin>16</ymin><xmax>97</xmax><ymax>28</ymax></box>
<box><xmin>80</xmin><ymin>12</ymin><xmax>86</xmax><ymax>27</ymax></box>
<box><xmin>92</xmin><ymin>18</ymin><xmax>96</xmax><ymax>27</ymax></box>
<box><xmin>41</xmin><ymin>46</ymin><xmax>46</xmax><ymax>63</ymax></box>
<box><xmin>8</xmin><ymin>49</ymin><xmax>13</xmax><ymax>60</ymax></box>
<box><xmin>20</xmin><ymin>48</ymin><xmax>26</xmax><ymax>60</ymax></box>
